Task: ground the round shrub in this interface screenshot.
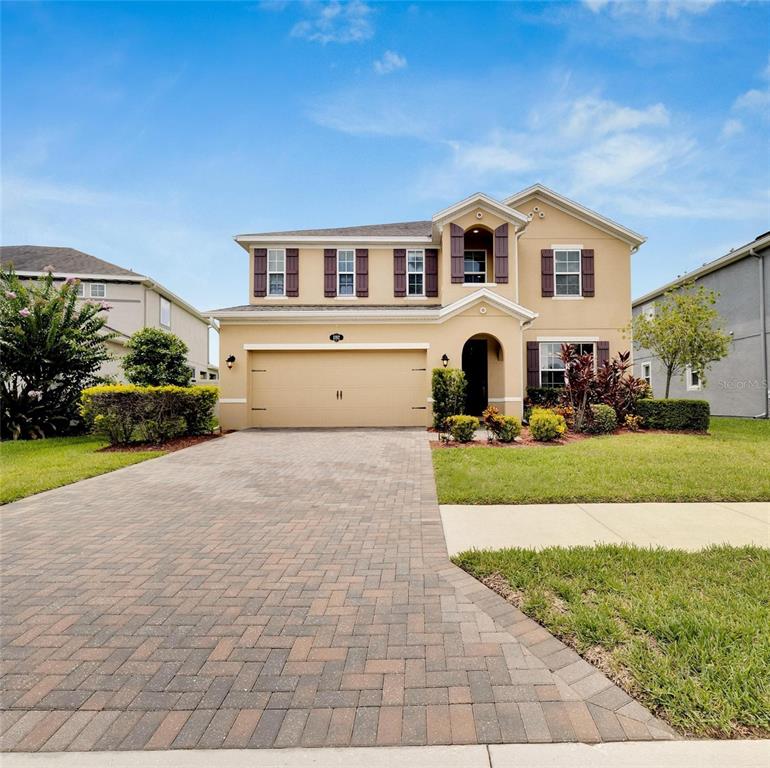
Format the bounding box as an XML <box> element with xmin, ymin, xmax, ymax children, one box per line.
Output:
<box><xmin>529</xmin><ymin>408</ymin><xmax>566</xmax><ymax>442</ymax></box>
<box><xmin>482</xmin><ymin>406</ymin><xmax>522</xmax><ymax>443</ymax></box>
<box><xmin>445</xmin><ymin>414</ymin><xmax>479</xmax><ymax>443</ymax></box>
<box><xmin>587</xmin><ymin>404</ymin><xmax>618</xmax><ymax>434</ymax></box>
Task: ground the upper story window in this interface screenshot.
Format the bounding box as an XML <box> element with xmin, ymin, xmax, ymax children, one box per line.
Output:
<box><xmin>90</xmin><ymin>283</ymin><xmax>106</xmax><ymax>298</ymax></box>
<box><xmin>337</xmin><ymin>249</ymin><xmax>355</xmax><ymax>296</ymax></box>
<box><xmin>160</xmin><ymin>296</ymin><xmax>171</xmax><ymax>327</ymax></box>
<box><xmin>641</xmin><ymin>362</ymin><xmax>651</xmax><ymax>386</ymax></box>
<box><xmin>464</xmin><ymin>250</ymin><xmax>486</xmax><ymax>283</ymax></box>
<box><xmin>407</xmin><ymin>249</ymin><xmax>424</xmax><ymax>296</ymax></box>
<box><xmin>267</xmin><ymin>249</ymin><xmax>285</xmax><ymax>296</ymax></box>
<box><xmin>554</xmin><ymin>250</ymin><xmax>581</xmax><ymax>296</ymax></box>
<box><xmin>540</xmin><ymin>341</ymin><xmax>595</xmax><ymax>387</ymax></box>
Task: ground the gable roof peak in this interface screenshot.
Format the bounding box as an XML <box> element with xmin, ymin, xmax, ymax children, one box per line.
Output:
<box><xmin>432</xmin><ymin>192</ymin><xmax>529</xmax><ymax>228</ymax></box>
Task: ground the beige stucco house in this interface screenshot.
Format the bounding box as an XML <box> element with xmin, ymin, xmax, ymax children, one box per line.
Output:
<box><xmin>1</xmin><ymin>245</ymin><xmax>218</xmax><ymax>383</ymax></box>
<box><xmin>211</xmin><ymin>184</ymin><xmax>645</xmax><ymax>429</ymax></box>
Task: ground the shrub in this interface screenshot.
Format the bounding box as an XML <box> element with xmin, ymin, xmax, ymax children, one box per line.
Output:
<box><xmin>122</xmin><ymin>327</ymin><xmax>192</xmax><ymax>386</ymax></box>
<box><xmin>529</xmin><ymin>408</ymin><xmax>567</xmax><ymax>442</ymax></box>
<box><xmin>525</xmin><ymin>386</ymin><xmax>562</xmax><ymax>408</ymax></box>
<box><xmin>482</xmin><ymin>406</ymin><xmax>521</xmax><ymax>443</ymax></box>
<box><xmin>586</xmin><ymin>404</ymin><xmax>618</xmax><ymax>434</ymax></box>
<box><xmin>636</xmin><ymin>399</ymin><xmax>710</xmax><ymax>432</ymax></box>
<box><xmin>624</xmin><ymin>414</ymin><xmax>643</xmax><ymax>432</ymax></box>
<box><xmin>81</xmin><ymin>384</ymin><xmax>218</xmax><ymax>445</ymax></box>
<box><xmin>552</xmin><ymin>404</ymin><xmax>575</xmax><ymax>430</ymax></box>
<box><xmin>446</xmin><ymin>415</ymin><xmax>479</xmax><ymax>443</ymax></box>
<box><xmin>432</xmin><ymin>368</ymin><xmax>467</xmax><ymax>430</ymax></box>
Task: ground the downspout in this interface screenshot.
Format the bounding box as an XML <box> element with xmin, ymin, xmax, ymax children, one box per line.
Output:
<box><xmin>750</xmin><ymin>248</ymin><xmax>768</xmax><ymax>418</ymax></box>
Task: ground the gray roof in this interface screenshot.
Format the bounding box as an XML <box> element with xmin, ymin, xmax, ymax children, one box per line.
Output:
<box><xmin>209</xmin><ymin>303</ymin><xmax>438</xmax><ymax>313</ymax></box>
<box><xmin>0</xmin><ymin>246</ymin><xmax>143</xmax><ymax>278</ymax></box>
<box><xmin>237</xmin><ymin>220</ymin><xmax>433</xmax><ymax>239</ymax></box>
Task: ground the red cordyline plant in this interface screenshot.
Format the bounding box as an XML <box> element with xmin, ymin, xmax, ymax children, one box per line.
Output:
<box><xmin>559</xmin><ymin>344</ymin><xmax>649</xmax><ymax>432</ymax></box>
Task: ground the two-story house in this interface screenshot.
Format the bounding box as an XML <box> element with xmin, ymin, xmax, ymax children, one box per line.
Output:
<box><xmin>211</xmin><ymin>184</ymin><xmax>645</xmax><ymax>429</ymax></box>
<box><xmin>1</xmin><ymin>245</ymin><xmax>218</xmax><ymax>383</ymax></box>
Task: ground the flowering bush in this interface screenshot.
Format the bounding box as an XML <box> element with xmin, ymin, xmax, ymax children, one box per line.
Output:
<box><xmin>482</xmin><ymin>406</ymin><xmax>522</xmax><ymax>443</ymax></box>
<box><xmin>0</xmin><ymin>267</ymin><xmax>114</xmax><ymax>439</ymax></box>
<box><xmin>529</xmin><ymin>408</ymin><xmax>567</xmax><ymax>442</ymax></box>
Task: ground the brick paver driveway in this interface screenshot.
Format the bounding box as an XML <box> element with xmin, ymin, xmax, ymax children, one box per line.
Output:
<box><xmin>1</xmin><ymin>429</ymin><xmax>675</xmax><ymax>751</ymax></box>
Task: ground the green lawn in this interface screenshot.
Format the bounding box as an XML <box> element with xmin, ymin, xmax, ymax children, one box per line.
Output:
<box><xmin>434</xmin><ymin>417</ymin><xmax>770</xmax><ymax>504</ymax></box>
<box><xmin>0</xmin><ymin>436</ymin><xmax>165</xmax><ymax>504</ymax></box>
<box><xmin>454</xmin><ymin>545</ymin><xmax>770</xmax><ymax>738</ymax></box>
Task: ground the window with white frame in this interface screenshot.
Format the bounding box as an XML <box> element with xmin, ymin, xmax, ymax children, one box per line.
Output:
<box><xmin>75</xmin><ymin>282</ymin><xmax>85</xmax><ymax>298</ymax></box>
<box><xmin>407</xmin><ymin>249</ymin><xmax>424</xmax><ymax>296</ymax></box>
<box><xmin>641</xmin><ymin>362</ymin><xmax>651</xmax><ymax>386</ymax></box>
<box><xmin>160</xmin><ymin>296</ymin><xmax>171</xmax><ymax>327</ymax></box>
<box><xmin>554</xmin><ymin>250</ymin><xmax>581</xmax><ymax>296</ymax></box>
<box><xmin>463</xmin><ymin>250</ymin><xmax>486</xmax><ymax>283</ymax></box>
<box><xmin>540</xmin><ymin>341</ymin><xmax>595</xmax><ymax>387</ymax></box>
<box><xmin>686</xmin><ymin>366</ymin><xmax>701</xmax><ymax>391</ymax></box>
<box><xmin>89</xmin><ymin>282</ymin><xmax>106</xmax><ymax>298</ymax></box>
<box><xmin>337</xmin><ymin>249</ymin><xmax>355</xmax><ymax>296</ymax></box>
<box><xmin>267</xmin><ymin>249</ymin><xmax>285</xmax><ymax>296</ymax></box>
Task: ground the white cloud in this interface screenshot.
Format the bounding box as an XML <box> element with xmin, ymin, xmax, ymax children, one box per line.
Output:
<box><xmin>373</xmin><ymin>50</ymin><xmax>407</xmax><ymax>75</ymax></box>
<box><xmin>720</xmin><ymin>118</ymin><xmax>744</xmax><ymax>139</ymax></box>
<box><xmin>733</xmin><ymin>87</ymin><xmax>770</xmax><ymax>113</ymax></box>
<box><xmin>582</xmin><ymin>0</ymin><xmax>719</xmax><ymax>20</ymax></box>
<box><xmin>291</xmin><ymin>0</ymin><xmax>374</xmax><ymax>44</ymax></box>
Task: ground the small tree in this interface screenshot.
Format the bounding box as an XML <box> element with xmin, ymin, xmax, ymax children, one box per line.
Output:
<box><xmin>629</xmin><ymin>283</ymin><xmax>730</xmax><ymax>397</ymax></box>
<box><xmin>431</xmin><ymin>367</ymin><xmax>467</xmax><ymax>431</ymax></box>
<box><xmin>122</xmin><ymin>327</ymin><xmax>192</xmax><ymax>386</ymax></box>
<box><xmin>0</xmin><ymin>267</ymin><xmax>114</xmax><ymax>439</ymax></box>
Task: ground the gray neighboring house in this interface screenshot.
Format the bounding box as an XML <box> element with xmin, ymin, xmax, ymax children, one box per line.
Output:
<box><xmin>1</xmin><ymin>245</ymin><xmax>219</xmax><ymax>383</ymax></box>
<box><xmin>632</xmin><ymin>231</ymin><xmax>769</xmax><ymax>418</ymax></box>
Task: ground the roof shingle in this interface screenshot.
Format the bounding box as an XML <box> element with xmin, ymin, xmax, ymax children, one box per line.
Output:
<box><xmin>236</xmin><ymin>220</ymin><xmax>433</xmax><ymax>239</ymax></box>
<box><xmin>0</xmin><ymin>246</ymin><xmax>143</xmax><ymax>278</ymax></box>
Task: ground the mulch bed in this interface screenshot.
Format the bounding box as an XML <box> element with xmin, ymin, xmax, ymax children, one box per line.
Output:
<box><xmin>99</xmin><ymin>433</ymin><xmax>223</xmax><ymax>453</ymax></box>
<box><xmin>430</xmin><ymin>427</ymin><xmax>592</xmax><ymax>448</ymax></box>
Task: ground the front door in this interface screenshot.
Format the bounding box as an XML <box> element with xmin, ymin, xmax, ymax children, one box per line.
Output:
<box><xmin>462</xmin><ymin>339</ymin><xmax>488</xmax><ymax>416</ymax></box>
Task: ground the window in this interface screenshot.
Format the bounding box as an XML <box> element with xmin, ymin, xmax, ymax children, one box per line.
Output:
<box><xmin>464</xmin><ymin>250</ymin><xmax>486</xmax><ymax>283</ymax></box>
<box><xmin>160</xmin><ymin>296</ymin><xmax>171</xmax><ymax>327</ymax></box>
<box><xmin>199</xmin><ymin>371</ymin><xmax>207</xmax><ymax>380</ymax></box>
<box><xmin>641</xmin><ymin>362</ymin><xmax>651</xmax><ymax>386</ymax></box>
<box><xmin>337</xmin><ymin>249</ymin><xmax>355</xmax><ymax>296</ymax></box>
<box><xmin>75</xmin><ymin>282</ymin><xmax>85</xmax><ymax>298</ymax></box>
<box><xmin>540</xmin><ymin>341</ymin><xmax>595</xmax><ymax>387</ymax></box>
<box><xmin>554</xmin><ymin>249</ymin><xmax>581</xmax><ymax>296</ymax></box>
<box><xmin>407</xmin><ymin>249</ymin><xmax>424</xmax><ymax>296</ymax></box>
<box><xmin>686</xmin><ymin>366</ymin><xmax>702</xmax><ymax>391</ymax></box>
<box><xmin>267</xmin><ymin>249</ymin><xmax>285</xmax><ymax>296</ymax></box>
<box><xmin>89</xmin><ymin>283</ymin><xmax>106</xmax><ymax>298</ymax></box>
<box><xmin>209</xmin><ymin>372</ymin><xmax>218</xmax><ymax>381</ymax></box>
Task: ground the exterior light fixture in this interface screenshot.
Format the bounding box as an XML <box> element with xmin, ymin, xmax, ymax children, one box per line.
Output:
<box><xmin>226</xmin><ymin>355</ymin><xmax>236</xmax><ymax>369</ymax></box>
<box><xmin>441</xmin><ymin>354</ymin><xmax>449</xmax><ymax>368</ymax></box>
<box><xmin>472</xmin><ymin>229</ymin><xmax>479</xmax><ymax>234</ymax></box>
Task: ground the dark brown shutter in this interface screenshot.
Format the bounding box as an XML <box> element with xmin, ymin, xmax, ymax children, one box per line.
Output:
<box><xmin>494</xmin><ymin>224</ymin><xmax>509</xmax><ymax>284</ymax></box>
<box><xmin>526</xmin><ymin>342</ymin><xmax>540</xmax><ymax>388</ymax></box>
<box><xmin>253</xmin><ymin>248</ymin><xmax>267</xmax><ymax>297</ymax></box>
<box><xmin>286</xmin><ymin>248</ymin><xmax>299</xmax><ymax>297</ymax></box>
<box><xmin>581</xmin><ymin>249</ymin><xmax>595</xmax><ymax>297</ymax></box>
<box><xmin>425</xmin><ymin>248</ymin><xmax>438</xmax><ymax>297</ymax></box>
<box><xmin>597</xmin><ymin>340</ymin><xmax>610</xmax><ymax>366</ymax></box>
<box><xmin>450</xmin><ymin>223</ymin><xmax>464</xmax><ymax>283</ymax></box>
<box><xmin>324</xmin><ymin>249</ymin><xmax>337</xmax><ymax>297</ymax></box>
<box><xmin>355</xmin><ymin>249</ymin><xmax>368</xmax><ymax>297</ymax></box>
<box><xmin>541</xmin><ymin>249</ymin><xmax>554</xmax><ymax>297</ymax></box>
<box><xmin>393</xmin><ymin>249</ymin><xmax>406</xmax><ymax>297</ymax></box>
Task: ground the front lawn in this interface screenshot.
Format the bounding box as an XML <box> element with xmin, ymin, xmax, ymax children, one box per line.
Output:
<box><xmin>455</xmin><ymin>545</ymin><xmax>770</xmax><ymax>738</ymax></box>
<box><xmin>0</xmin><ymin>436</ymin><xmax>165</xmax><ymax>504</ymax></box>
<box><xmin>434</xmin><ymin>417</ymin><xmax>770</xmax><ymax>504</ymax></box>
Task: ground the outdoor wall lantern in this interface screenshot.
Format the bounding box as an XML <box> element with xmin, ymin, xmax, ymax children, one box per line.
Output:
<box><xmin>441</xmin><ymin>354</ymin><xmax>449</xmax><ymax>368</ymax></box>
<box><xmin>226</xmin><ymin>355</ymin><xmax>236</xmax><ymax>369</ymax></box>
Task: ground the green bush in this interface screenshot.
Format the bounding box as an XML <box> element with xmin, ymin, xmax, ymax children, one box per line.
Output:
<box><xmin>122</xmin><ymin>327</ymin><xmax>192</xmax><ymax>386</ymax></box>
<box><xmin>432</xmin><ymin>368</ymin><xmax>467</xmax><ymax>430</ymax></box>
<box><xmin>529</xmin><ymin>407</ymin><xmax>567</xmax><ymax>442</ymax></box>
<box><xmin>586</xmin><ymin>404</ymin><xmax>618</xmax><ymax>434</ymax></box>
<box><xmin>636</xmin><ymin>398</ymin><xmax>710</xmax><ymax>432</ymax></box>
<box><xmin>446</xmin><ymin>415</ymin><xmax>479</xmax><ymax>443</ymax></box>
<box><xmin>482</xmin><ymin>406</ymin><xmax>522</xmax><ymax>443</ymax></box>
<box><xmin>525</xmin><ymin>386</ymin><xmax>562</xmax><ymax>408</ymax></box>
<box><xmin>81</xmin><ymin>384</ymin><xmax>218</xmax><ymax>445</ymax></box>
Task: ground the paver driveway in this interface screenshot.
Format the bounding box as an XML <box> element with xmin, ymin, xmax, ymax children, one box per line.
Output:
<box><xmin>1</xmin><ymin>429</ymin><xmax>675</xmax><ymax>751</ymax></box>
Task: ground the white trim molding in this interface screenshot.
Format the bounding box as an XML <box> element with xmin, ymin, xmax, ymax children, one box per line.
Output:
<box><xmin>243</xmin><ymin>342</ymin><xmax>430</xmax><ymax>351</ymax></box>
<box><xmin>536</xmin><ymin>336</ymin><xmax>599</xmax><ymax>342</ymax></box>
<box><xmin>432</xmin><ymin>192</ymin><xmax>529</xmax><ymax>228</ymax></box>
<box><xmin>488</xmin><ymin>397</ymin><xmax>523</xmax><ymax>403</ymax></box>
<box><xmin>219</xmin><ymin>398</ymin><xmax>247</xmax><ymax>404</ymax></box>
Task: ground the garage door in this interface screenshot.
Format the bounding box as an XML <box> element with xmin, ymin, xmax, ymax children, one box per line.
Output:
<box><xmin>249</xmin><ymin>349</ymin><xmax>429</xmax><ymax>427</ymax></box>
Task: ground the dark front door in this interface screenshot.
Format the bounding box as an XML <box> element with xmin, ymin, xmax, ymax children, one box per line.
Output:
<box><xmin>462</xmin><ymin>339</ymin><xmax>488</xmax><ymax>416</ymax></box>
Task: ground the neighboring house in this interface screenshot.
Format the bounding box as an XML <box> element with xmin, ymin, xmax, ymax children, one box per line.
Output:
<box><xmin>1</xmin><ymin>245</ymin><xmax>218</xmax><ymax>383</ymax></box>
<box><xmin>632</xmin><ymin>232</ymin><xmax>770</xmax><ymax>418</ymax></box>
<box><xmin>211</xmin><ymin>184</ymin><xmax>645</xmax><ymax>429</ymax></box>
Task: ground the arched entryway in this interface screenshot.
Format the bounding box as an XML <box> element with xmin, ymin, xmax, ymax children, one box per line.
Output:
<box><xmin>462</xmin><ymin>334</ymin><xmax>504</xmax><ymax>415</ymax></box>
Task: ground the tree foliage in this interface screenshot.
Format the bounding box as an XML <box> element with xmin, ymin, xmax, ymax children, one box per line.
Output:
<box><xmin>0</xmin><ymin>267</ymin><xmax>114</xmax><ymax>439</ymax></box>
<box><xmin>630</xmin><ymin>283</ymin><xmax>731</xmax><ymax>397</ymax></box>
<box><xmin>431</xmin><ymin>367</ymin><xmax>467</xmax><ymax>430</ymax></box>
<box><xmin>122</xmin><ymin>327</ymin><xmax>192</xmax><ymax>386</ymax></box>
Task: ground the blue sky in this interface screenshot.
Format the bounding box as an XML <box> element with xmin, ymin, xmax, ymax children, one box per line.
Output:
<box><xmin>2</xmin><ymin>0</ymin><xmax>769</xmax><ymax>315</ymax></box>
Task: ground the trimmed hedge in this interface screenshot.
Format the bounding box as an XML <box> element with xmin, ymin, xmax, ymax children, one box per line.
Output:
<box><xmin>529</xmin><ymin>408</ymin><xmax>567</xmax><ymax>442</ymax></box>
<box><xmin>432</xmin><ymin>368</ymin><xmax>467</xmax><ymax>430</ymax></box>
<box><xmin>586</xmin><ymin>404</ymin><xmax>618</xmax><ymax>434</ymax></box>
<box><xmin>446</xmin><ymin>415</ymin><xmax>479</xmax><ymax>443</ymax></box>
<box><xmin>81</xmin><ymin>384</ymin><xmax>218</xmax><ymax>445</ymax></box>
<box><xmin>525</xmin><ymin>386</ymin><xmax>562</xmax><ymax>408</ymax></box>
<box><xmin>636</xmin><ymin>398</ymin><xmax>710</xmax><ymax>432</ymax></box>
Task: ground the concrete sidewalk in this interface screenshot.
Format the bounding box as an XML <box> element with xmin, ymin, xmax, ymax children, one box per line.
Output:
<box><xmin>2</xmin><ymin>741</ymin><xmax>769</xmax><ymax>767</ymax></box>
<box><xmin>440</xmin><ymin>502</ymin><xmax>770</xmax><ymax>555</ymax></box>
